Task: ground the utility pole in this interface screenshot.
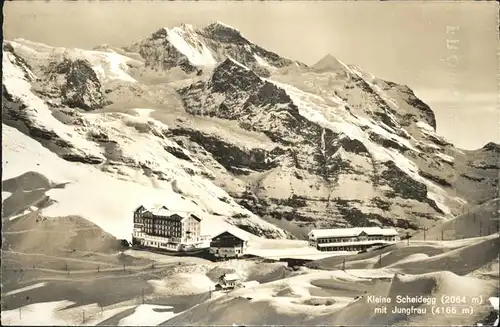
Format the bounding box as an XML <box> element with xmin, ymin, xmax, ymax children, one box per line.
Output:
<box><xmin>480</xmin><ymin>221</ymin><xmax>483</xmax><ymax>237</ymax></box>
<box><xmin>342</xmin><ymin>258</ymin><xmax>345</xmax><ymax>271</ymax></box>
<box><xmin>82</xmin><ymin>310</ymin><xmax>85</xmax><ymax>323</ymax></box>
<box><xmin>441</xmin><ymin>230</ymin><xmax>444</xmax><ymax>241</ymax></box>
<box><xmin>379</xmin><ymin>254</ymin><xmax>382</xmax><ymax>268</ymax></box>
<box><xmin>423</xmin><ymin>228</ymin><xmax>427</xmax><ymax>241</ymax></box>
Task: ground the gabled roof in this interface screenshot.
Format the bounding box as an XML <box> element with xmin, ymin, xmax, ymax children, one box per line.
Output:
<box><xmin>163</xmin><ymin>213</ymin><xmax>202</xmax><ymax>222</ymax></box>
<box><xmin>212</xmin><ymin>228</ymin><xmax>250</xmax><ymax>241</ymax></box>
<box><xmin>151</xmin><ymin>205</ymin><xmax>170</xmax><ymax>216</ymax></box>
<box><xmin>222</xmin><ymin>273</ymin><xmax>240</xmax><ymax>281</ymax></box>
<box><xmin>308</xmin><ymin>227</ymin><xmax>399</xmax><ymax>238</ymax></box>
<box><xmin>189</xmin><ymin>214</ymin><xmax>202</xmax><ymax>222</ymax></box>
<box><xmin>174</xmin><ymin>213</ymin><xmax>202</xmax><ymax>222</ymax></box>
<box><xmin>134</xmin><ymin>205</ymin><xmax>147</xmax><ymax>213</ymax></box>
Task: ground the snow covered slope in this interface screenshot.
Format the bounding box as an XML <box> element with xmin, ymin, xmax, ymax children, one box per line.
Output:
<box><xmin>412</xmin><ymin>198</ymin><xmax>500</xmax><ymax>240</ymax></box>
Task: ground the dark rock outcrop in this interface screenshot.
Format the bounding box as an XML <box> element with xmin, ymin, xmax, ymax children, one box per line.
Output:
<box><xmin>168</xmin><ymin>127</ymin><xmax>286</xmax><ymax>173</ymax></box>
<box><xmin>418</xmin><ymin>170</ymin><xmax>453</xmax><ymax>187</ymax></box>
<box><xmin>44</xmin><ymin>58</ymin><xmax>106</xmax><ymax>110</ymax></box>
<box><xmin>381</xmin><ymin>161</ymin><xmax>427</xmax><ymax>202</ymax></box>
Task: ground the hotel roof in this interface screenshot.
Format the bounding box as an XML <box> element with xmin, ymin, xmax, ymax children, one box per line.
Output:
<box><xmin>135</xmin><ymin>205</ymin><xmax>202</xmax><ymax>221</ymax></box>
<box><xmin>308</xmin><ymin>227</ymin><xmax>399</xmax><ymax>238</ymax></box>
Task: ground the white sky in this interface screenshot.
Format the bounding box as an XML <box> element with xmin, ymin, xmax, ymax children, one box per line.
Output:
<box><xmin>4</xmin><ymin>1</ymin><xmax>498</xmax><ymax>149</ymax></box>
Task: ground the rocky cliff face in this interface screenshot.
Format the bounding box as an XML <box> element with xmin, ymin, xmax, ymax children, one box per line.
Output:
<box><xmin>167</xmin><ymin>58</ymin><xmax>462</xmax><ymax>234</ymax></box>
<box><xmin>40</xmin><ymin>58</ymin><xmax>107</xmax><ymax>110</ymax></box>
<box><xmin>2</xmin><ymin>46</ymin><xmax>106</xmax><ymax>164</ymax></box>
<box><xmin>452</xmin><ymin>143</ymin><xmax>499</xmax><ymax>204</ymax></box>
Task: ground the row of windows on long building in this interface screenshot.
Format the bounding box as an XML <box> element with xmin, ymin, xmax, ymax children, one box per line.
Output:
<box><xmin>317</xmin><ymin>235</ymin><xmax>397</xmax><ymax>243</ymax></box>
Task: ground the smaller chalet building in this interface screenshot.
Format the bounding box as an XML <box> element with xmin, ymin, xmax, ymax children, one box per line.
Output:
<box><xmin>132</xmin><ymin>205</ymin><xmax>210</xmax><ymax>251</ymax></box>
<box><xmin>209</xmin><ymin>229</ymin><xmax>249</xmax><ymax>259</ymax></box>
<box><xmin>308</xmin><ymin>227</ymin><xmax>400</xmax><ymax>252</ymax></box>
<box><xmin>215</xmin><ymin>273</ymin><xmax>241</xmax><ymax>290</ymax></box>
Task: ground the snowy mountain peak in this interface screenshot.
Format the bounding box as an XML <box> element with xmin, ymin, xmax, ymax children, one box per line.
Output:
<box><xmin>316</xmin><ymin>53</ymin><xmax>340</xmax><ymax>63</ymax></box>
<box><xmin>199</xmin><ymin>21</ymin><xmax>245</xmax><ymax>45</ymax></box>
<box><xmin>203</xmin><ymin>21</ymin><xmax>241</xmax><ymax>34</ymax></box>
<box><xmin>179</xmin><ymin>23</ymin><xmax>196</xmax><ymax>30</ymax></box>
<box><xmin>312</xmin><ymin>53</ymin><xmax>351</xmax><ymax>72</ymax></box>
<box><xmin>131</xmin><ymin>22</ymin><xmax>303</xmax><ymax>75</ymax></box>
<box><xmin>482</xmin><ymin>142</ymin><xmax>500</xmax><ymax>153</ymax></box>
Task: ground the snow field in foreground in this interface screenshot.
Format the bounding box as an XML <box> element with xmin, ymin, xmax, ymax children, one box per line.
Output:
<box><xmin>149</xmin><ymin>273</ymin><xmax>215</xmax><ymax>296</ymax></box>
<box><xmin>1</xmin><ymin>300</ymin><xmax>135</xmax><ymax>326</ymax></box>
<box><xmin>117</xmin><ymin>304</ymin><xmax>179</xmax><ymax>326</ymax></box>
